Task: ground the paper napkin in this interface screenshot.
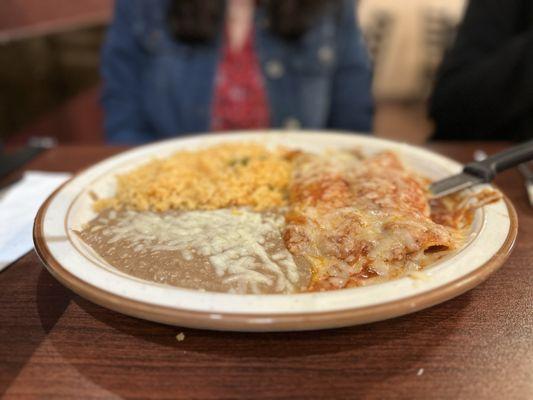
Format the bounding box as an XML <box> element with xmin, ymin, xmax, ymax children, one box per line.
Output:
<box><xmin>0</xmin><ymin>171</ymin><xmax>71</xmax><ymax>272</ymax></box>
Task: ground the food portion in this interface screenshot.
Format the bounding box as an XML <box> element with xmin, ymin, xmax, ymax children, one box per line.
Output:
<box><xmin>284</xmin><ymin>151</ymin><xmax>456</xmax><ymax>290</ymax></box>
<box><xmin>79</xmin><ymin>208</ymin><xmax>309</xmax><ymax>294</ymax></box>
<box><xmin>94</xmin><ymin>143</ymin><xmax>293</xmax><ymax>212</ymax></box>
<box><xmin>79</xmin><ymin>142</ymin><xmax>500</xmax><ymax>294</ymax></box>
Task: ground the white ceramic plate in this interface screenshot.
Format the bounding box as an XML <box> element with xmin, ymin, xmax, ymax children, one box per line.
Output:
<box><xmin>33</xmin><ymin>131</ymin><xmax>517</xmax><ymax>331</ymax></box>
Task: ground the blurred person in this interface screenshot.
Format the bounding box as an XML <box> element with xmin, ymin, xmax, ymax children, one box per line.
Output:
<box><xmin>430</xmin><ymin>0</ymin><xmax>533</xmax><ymax>141</ymax></box>
<box><xmin>101</xmin><ymin>0</ymin><xmax>373</xmax><ymax>144</ymax></box>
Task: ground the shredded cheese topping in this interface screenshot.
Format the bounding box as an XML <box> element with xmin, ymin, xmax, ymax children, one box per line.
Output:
<box><xmin>96</xmin><ymin>209</ymin><xmax>300</xmax><ymax>294</ymax></box>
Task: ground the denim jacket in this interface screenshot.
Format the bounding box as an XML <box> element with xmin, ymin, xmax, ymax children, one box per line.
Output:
<box><xmin>101</xmin><ymin>0</ymin><xmax>373</xmax><ymax>144</ymax></box>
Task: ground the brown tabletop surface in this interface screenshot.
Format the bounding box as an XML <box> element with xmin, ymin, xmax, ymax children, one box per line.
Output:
<box><xmin>1</xmin><ymin>142</ymin><xmax>531</xmax><ymax>400</ymax></box>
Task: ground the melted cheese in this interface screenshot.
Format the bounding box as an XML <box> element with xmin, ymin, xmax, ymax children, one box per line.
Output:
<box><xmin>98</xmin><ymin>209</ymin><xmax>300</xmax><ymax>294</ymax></box>
<box><xmin>284</xmin><ymin>151</ymin><xmax>457</xmax><ymax>291</ymax></box>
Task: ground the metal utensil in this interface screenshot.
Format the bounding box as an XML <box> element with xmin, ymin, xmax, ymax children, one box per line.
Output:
<box><xmin>517</xmin><ymin>162</ymin><xmax>533</xmax><ymax>206</ymax></box>
<box><xmin>0</xmin><ymin>136</ymin><xmax>56</xmax><ymax>181</ymax></box>
<box><xmin>430</xmin><ymin>139</ymin><xmax>533</xmax><ymax>198</ymax></box>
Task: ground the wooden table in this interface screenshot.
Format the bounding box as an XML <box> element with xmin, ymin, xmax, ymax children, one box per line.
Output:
<box><xmin>1</xmin><ymin>143</ymin><xmax>531</xmax><ymax>399</ymax></box>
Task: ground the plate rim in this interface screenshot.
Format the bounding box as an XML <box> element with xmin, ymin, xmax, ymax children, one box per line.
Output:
<box><xmin>32</xmin><ymin>133</ymin><xmax>519</xmax><ymax>331</ymax></box>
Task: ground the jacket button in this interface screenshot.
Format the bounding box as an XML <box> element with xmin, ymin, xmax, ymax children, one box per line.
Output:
<box><xmin>318</xmin><ymin>45</ymin><xmax>334</xmax><ymax>65</ymax></box>
<box><xmin>283</xmin><ymin>117</ymin><xmax>301</xmax><ymax>129</ymax></box>
<box><xmin>265</xmin><ymin>60</ymin><xmax>284</xmax><ymax>79</ymax></box>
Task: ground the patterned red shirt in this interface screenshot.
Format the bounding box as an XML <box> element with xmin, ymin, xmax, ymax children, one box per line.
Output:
<box><xmin>211</xmin><ymin>25</ymin><xmax>270</xmax><ymax>131</ymax></box>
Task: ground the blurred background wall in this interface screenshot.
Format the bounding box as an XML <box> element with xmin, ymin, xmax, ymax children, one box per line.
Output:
<box><xmin>0</xmin><ymin>0</ymin><xmax>467</xmax><ymax>145</ymax></box>
<box><xmin>359</xmin><ymin>0</ymin><xmax>466</xmax><ymax>142</ymax></box>
<box><xmin>0</xmin><ymin>0</ymin><xmax>110</xmax><ymax>144</ymax></box>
